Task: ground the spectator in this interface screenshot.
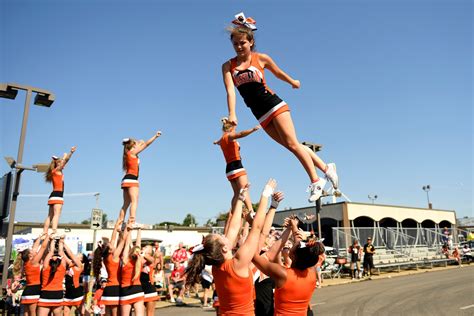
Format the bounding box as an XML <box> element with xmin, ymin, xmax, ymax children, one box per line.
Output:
<box><xmin>452</xmin><ymin>247</ymin><xmax>462</xmax><ymax>266</ymax></box>
<box><xmin>441</xmin><ymin>244</ymin><xmax>450</xmax><ymax>258</ymax></box>
<box><xmin>461</xmin><ymin>244</ymin><xmax>473</xmax><ymax>263</ymax></box>
<box><xmin>363</xmin><ymin>237</ymin><xmax>376</xmax><ymax>278</ymax></box>
<box><xmin>91</xmin><ymin>278</ymin><xmax>107</xmax><ymax>316</ymax></box>
<box><xmin>172</xmin><ymin>242</ymin><xmax>189</xmax><ymax>267</ymax></box>
<box><xmin>447</xmin><ymin>232</ymin><xmax>453</xmax><ymax>249</ymax></box>
<box><xmin>467</xmin><ymin>231</ymin><xmax>474</xmax><ymax>248</ymax></box>
<box><xmin>315</xmin><ymin>245</ymin><xmax>326</xmax><ymax>288</ymax></box>
<box><xmin>348</xmin><ymin>239</ymin><xmax>362</xmax><ymax>280</ymax></box>
<box><xmin>442</xmin><ymin>227</ymin><xmax>449</xmax><ymax>245</ymax></box>
<box><xmin>6</xmin><ymin>277</ymin><xmax>23</xmax><ymax>315</ymax></box>
<box><xmin>168</xmin><ymin>263</ymin><xmax>186</xmax><ymax>303</ymax></box>
<box><xmin>154</xmin><ymin>262</ymin><xmax>165</xmax><ymax>289</ymax></box>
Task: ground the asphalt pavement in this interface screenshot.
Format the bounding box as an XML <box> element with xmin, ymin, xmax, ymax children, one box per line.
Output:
<box><xmin>155</xmin><ymin>266</ymin><xmax>474</xmax><ymax>315</ymax></box>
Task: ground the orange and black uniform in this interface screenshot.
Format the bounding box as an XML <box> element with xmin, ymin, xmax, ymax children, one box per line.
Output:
<box><xmin>21</xmin><ymin>261</ymin><xmax>41</xmax><ymax>304</ymax></box>
<box><xmin>212</xmin><ymin>259</ymin><xmax>255</xmax><ymax>315</ymax></box>
<box><xmin>230</xmin><ymin>52</ymin><xmax>290</xmax><ymax>128</ymax></box>
<box><xmin>63</xmin><ymin>265</ymin><xmax>84</xmax><ymax>306</ymax></box>
<box><xmin>219</xmin><ymin>133</ymin><xmax>247</xmax><ymax>181</ymax></box>
<box><xmin>274</xmin><ymin>267</ymin><xmax>316</xmax><ymax>316</ymax></box>
<box><xmin>38</xmin><ymin>262</ymin><xmax>66</xmax><ymax>307</ymax></box>
<box><xmin>140</xmin><ymin>263</ymin><xmax>158</xmax><ymax>302</ymax></box>
<box><xmin>121</xmin><ymin>152</ymin><xmax>139</xmax><ymax>188</ymax></box>
<box><xmin>101</xmin><ymin>254</ymin><xmax>120</xmax><ymax>305</ymax></box>
<box><xmin>120</xmin><ymin>259</ymin><xmax>144</xmax><ymax>304</ymax></box>
<box><xmin>48</xmin><ymin>169</ymin><xmax>64</xmax><ymax>205</ymax></box>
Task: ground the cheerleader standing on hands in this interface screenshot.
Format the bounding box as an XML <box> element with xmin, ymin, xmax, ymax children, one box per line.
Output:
<box><xmin>222</xmin><ymin>12</ymin><xmax>339</xmax><ymax>202</ymax></box>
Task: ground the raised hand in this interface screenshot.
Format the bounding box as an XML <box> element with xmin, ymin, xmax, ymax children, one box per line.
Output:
<box><xmin>70</xmin><ymin>146</ymin><xmax>77</xmax><ymax>153</ymax></box>
<box><xmin>238</xmin><ymin>183</ymin><xmax>251</xmax><ymax>202</ymax></box>
<box><xmin>262</xmin><ymin>179</ymin><xmax>277</xmax><ymax>198</ymax></box>
<box><xmin>291</xmin><ymin>79</ymin><xmax>300</xmax><ymax>89</ymax></box>
<box><xmin>271</xmin><ymin>191</ymin><xmax>284</xmax><ymax>209</ymax></box>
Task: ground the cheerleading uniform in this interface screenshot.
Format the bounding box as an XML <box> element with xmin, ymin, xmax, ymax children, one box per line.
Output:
<box><xmin>274</xmin><ymin>267</ymin><xmax>316</xmax><ymax>316</ymax></box>
<box><xmin>101</xmin><ymin>254</ymin><xmax>120</xmax><ymax>305</ymax></box>
<box><xmin>140</xmin><ymin>263</ymin><xmax>158</xmax><ymax>302</ymax></box>
<box><xmin>219</xmin><ymin>133</ymin><xmax>247</xmax><ymax>181</ymax></box>
<box><xmin>63</xmin><ymin>266</ymin><xmax>84</xmax><ymax>306</ymax></box>
<box><xmin>38</xmin><ymin>263</ymin><xmax>66</xmax><ymax>307</ymax></box>
<box><xmin>48</xmin><ymin>169</ymin><xmax>64</xmax><ymax>205</ymax></box>
<box><xmin>230</xmin><ymin>52</ymin><xmax>290</xmax><ymax>128</ymax></box>
<box><xmin>120</xmin><ymin>259</ymin><xmax>144</xmax><ymax>304</ymax></box>
<box><xmin>21</xmin><ymin>261</ymin><xmax>41</xmax><ymax>304</ymax></box>
<box><xmin>121</xmin><ymin>152</ymin><xmax>139</xmax><ymax>188</ymax></box>
<box><xmin>212</xmin><ymin>259</ymin><xmax>255</xmax><ymax>316</ymax></box>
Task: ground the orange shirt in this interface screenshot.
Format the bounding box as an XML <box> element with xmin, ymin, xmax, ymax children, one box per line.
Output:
<box><xmin>212</xmin><ymin>259</ymin><xmax>254</xmax><ymax>315</ymax></box>
<box><xmin>274</xmin><ymin>268</ymin><xmax>316</xmax><ymax>316</ymax></box>
<box><xmin>42</xmin><ymin>263</ymin><xmax>66</xmax><ymax>291</ymax></box>
<box><xmin>121</xmin><ymin>259</ymin><xmax>141</xmax><ymax>287</ymax></box>
<box><xmin>24</xmin><ymin>261</ymin><xmax>41</xmax><ymax>286</ymax></box>
<box><xmin>125</xmin><ymin>152</ymin><xmax>139</xmax><ymax>176</ymax></box>
<box><xmin>105</xmin><ymin>254</ymin><xmax>120</xmax><ymax>286</ymax></box>
<box><xmin>219</xmin><ymin>133</ymin><xmax>241</xmax><ymax>163</ymax></box>
<box><xmin>72</xmin><ymin>266</ymin><xmax>83</xmax><ymax>288</ymax></box>
<box><xmin>51</xmin><ymin>169</ymin><xmax>64</xmax><ymax>191</ymax></box>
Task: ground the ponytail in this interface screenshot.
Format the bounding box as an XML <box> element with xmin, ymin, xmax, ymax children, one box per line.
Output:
<box><xmin>49</xmin><ymin>259</ymin><xmax>61</xmax><ymax>282</ymax></box>
<box><xmin>122</xmin><ymin>139</ymin><xmax>135</xmax><ymax>171</ymax></box>
<box><xmin>44</xmin><ymin>160</ymin><xmax>56</xmax><ymax>182</ymax></box>
<box><xmin>92</xmin><ymin>245</ymin><xmax>108</xmax><ymax>279</ymax></box>
<box><xmin>185</xmin><ymin>251</ymin><xmax>206</xmax><ymax>287</ymax></box>
<box><xmin>131</xmin><ymin>247</ymin><xmax>142</xmax><ymax>282</ymax></box>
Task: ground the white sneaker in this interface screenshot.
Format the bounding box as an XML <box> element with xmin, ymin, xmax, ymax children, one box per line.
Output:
<box><xmin>325</xmin><ymin>163</ymin><xmax>339</xmax><ymax>189</ymax></box>
<box><xmin>308</xmin><ymin>178</ymin><xmax>327</xmax><ymax>202</ymax></box>
<box><xmin>131</xmin><ymin>223</ymin><xmax>143</xmax><ymax>229</ymax></box>
<box><xmin>170</xmin><ymin>297</ymin><xmax>176</xmax><ymax>303</ymax></box>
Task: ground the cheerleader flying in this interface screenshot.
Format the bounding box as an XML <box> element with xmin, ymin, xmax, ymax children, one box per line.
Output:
<box><xmin>222</xmin><ymin>12</ymin><xmax>339</xmax><ymax>202</ymax></box>
<box><xmin>118</xmin><ymin>131</ymin><xmax>161</xmax><ymax>225</ymax></box>
<box><xmin>42</xmin><ymin>146</ymin><xmax>76</xmax><ymax>238</ymax></box>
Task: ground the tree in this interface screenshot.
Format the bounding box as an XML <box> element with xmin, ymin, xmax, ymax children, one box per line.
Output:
<box><xmin>102</xmin><ymin>213</ymin><xmax>108</xmax><ymax>226</ymax></box>
<box><xmin>81</xmin><ymin>219</ymin><xmax>90</xmax><ymax>225</ymax></box>
<box><xmin>182</xmin><ymin>214</ymin><xmax>197</xmax><ymax>227</ymax></box>
<box><xmin>205</xmin><ymin>218</ymin><xmax>216</xmax><ymax>227</ymax></box>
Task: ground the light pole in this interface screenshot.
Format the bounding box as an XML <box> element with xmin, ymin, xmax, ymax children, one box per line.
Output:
<box><xmin>422</xmin><ymin>185</ymin><xmax>432</xmax><ymax>209</ymax></box>
<box><xmin>368</xmin><ymin>194</ymin><xmax>378</xmax><ymax>204</ymax></box>
<box><xmin>302</xmin><ymin>141</ymin><xmax>323</xmax><ymax>239</ymax></box>
<box><xmin>0</xmin><ymin>83</ymin><xmax>55</xmax><ymax>288</ymax></box>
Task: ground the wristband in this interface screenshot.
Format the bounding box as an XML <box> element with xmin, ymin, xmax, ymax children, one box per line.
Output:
<box><xmin>271</xmin><ymin>198</ymin><xmax>279</xmax><ymax>209</ymax></box>
<box><xmin>238</xmin><ymin>189</ymin><xmax>247</xmax><ymax>202</ymax></box>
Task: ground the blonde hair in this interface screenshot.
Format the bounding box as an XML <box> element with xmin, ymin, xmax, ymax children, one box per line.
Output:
<box><xmin>221</xmin><ymin>117</ymin><xmax>233</xmax><ymax>132</ymax></box>
<box><xmin>122</xmin><ymin>139</ymin><xmax>136</xmax><ymax>171</ymax></box>
<box><xmin>130</xmin><ymin>246</ymin><xmax>142</xmax><ymax>282</ymax></box>
<box><xmin>44</xmin><ymin>159</ymin><xmax>57</xmax><ymax>182</ymax></box>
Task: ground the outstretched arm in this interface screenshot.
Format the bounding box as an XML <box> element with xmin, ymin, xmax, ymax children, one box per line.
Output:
<box><xmin>63</xmin><ymin>241</ymin><xmax>83</xmax><ymax>269</ymax></box>
<box><xmin>224</xmin><ymin>189</ymin><xmax>246</xmax><ymax>247</ymax></box>
<box><xmin>135</xmin><ymin>227</ymin><xmax>142</xmax><ymax>247</ymax></box>
<box><xmin>228</xmin><ymin>125</ymin><xmax>260</xmax><ymax>142</ymax></box>
<box><xmin>131</xmin><ymin>131</ymin><xmax>162</xmax><ymax>155</ymax></box>
<box><xmin>234</xmin><ymin>179</ymin><xmax>276</xmax><ymax>270</ymax></box>
<box><xmin>113</xmin><ymin>225</ymin><xmax>130</xmax><ymax>261</ymax></box>
<box><xmin>222</xmin><ymin>61</ymin><xmax>238</xmax><ymax>126</ymax></box>
<box><xmin>267</xmin><ymin>218</ymin><xmax>295</xmax><ymax>263</ymax></box>
<box><xmin>257</xmin><ymin>192</ymin><xmax>284</xmax><ymax>252</ymax></box>
<box><xmin>32</xmin><ymin>235</ymin><xmax>51</xmax><ymax>265</ymax></box>
<box><xmin>259</xmin><ymin>53</ymin><xmax>300</xmax><ymax>89</ymax></box>
<box><xmin>57</xmin><ymin>146</ymin><xmax>76</xmax><ymax>170</ymax></box>
<box><xmin>122</xmin><ymin>226</ymin><xmax>132</xmax><ymax>265</ymax></box>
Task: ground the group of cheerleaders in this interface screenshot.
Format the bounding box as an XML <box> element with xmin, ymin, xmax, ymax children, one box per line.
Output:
<box><xmin>11</xmin><ymin>12</ymin><xmax>339</xmax><ymax>316</ymax></box>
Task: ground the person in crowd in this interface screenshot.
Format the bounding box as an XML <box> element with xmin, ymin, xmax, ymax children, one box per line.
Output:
<box><xmin>63</xmin><ymin>242</ymin><xmax>85</xmax><ymax>316</ymax></box>
<box><xmin>214</xmin><ymin>117</ymin><xmax>260</xmax><ymax>211</ymax></box>
<box><xmin>153</xmin><ymin>261</ymin><xmax>165</xmax><ymax>290</ymax></box>
<box><xmin>442</xmin><ymin>244</ymin><xmax>450</xmax><ymax>258</ymax></box>
<box><xmin>119</xmin><ymin>225</ymin><xmax>145</xmax><ymax>315</ymax></box>
<box><xmin>42</xmin><ymin>146</ymin><xmax>76</xmax><ymax>238</ymax></box>
<box><xmin>92</xmin><ymin>220</ymin><xmax>127</xmax><ymax>316</ymax></box>
<box><xmin>118</xmin><ymin>132</ymin><xmax>161</xmax><ymax>226</ymax></box>
<box><xmin>201</xmin><ymin>265</ymin><xmax>214</xmax><ymax>308</ymax></box>
<box><xmin>222</xmin><ymin>12</ymin><xmax>339</xmax><ymax>202</ymax></box>
<box><xmin>171</xmin><ymin>242</ymin><xmax>189</xmax><ymax>267</ymax></box>
<box><xmin>315</xmin><ymin>243</ymin><xmax>326</xmax><ymax>288</ymax></box>
<box><xmin>91</xmin><ymin>278</ymin><xmax>107</xmax><ymax>316</ymax></box>
<box><xmin>168</xmin><ymin>263</ymin><xmax>186</xmax><ymax>304</ymax></box>
<box><xmin>467</xmin><ymin>231</ymin><xmax>474</xmax><ymax>248</ymax></box>
<box><xmin>185</xmin><ymin>179</ymin><xmax>278</xmax><ymax>315</ymax></box>
<box><xmin>6</xmin><ymin>276</ymin><xmax>24</xmax><ymax>316</ymax></box>
<box><xmin>14</xmin><ymin>234</ymin><xmax>50</xmax><ymax>316</ymax></box>
<box><xmin>363</xmin><ymin>237</ymin><xmax>376</xmax><ymax>278</ymax></box>
<box><xmin>140</xmin><ymin>244</ymin><xmax>159</xmax><ymax>316</ymax></box>
<box><xmin>37</xmin><ymin>237</ymin><xmax>68</xmax><ymax>316</ymax></box>
<box><xmin>452</xmin><ymin>247</ymin><xmax>462</xmax><ymax>266</ymax></box>
<box><xmin>461</xmin><ymin>244</ymin><xmax>472</xmax><ymax>263</ymax></box>
<box><xmin>348</xmin><ymin>239</ymin><xmax>362</xmax><ymax>280</ymax></box>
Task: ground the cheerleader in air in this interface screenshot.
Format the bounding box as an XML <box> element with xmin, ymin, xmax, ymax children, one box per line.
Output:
<box><xmin>118</xmin><ymin>131</ymin><xmax>161</xmax><ymax>225</ymax></box>
<box><xmin>222</xmin><ymin>12</ymin><xmax>339</xmax><ymax>202</ymax></box>
<box><xmin>214</xmin><ymin>117</ymin><xmax>260</xmax><ymax>211</ymax></box>
<box><xmin>42</xmin><ymin>146</ymin><xmax>76</xmax><ymax>238</ymax></box>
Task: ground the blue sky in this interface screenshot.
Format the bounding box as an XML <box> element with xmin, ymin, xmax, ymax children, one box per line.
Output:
<box><xmin>1</xmin><ymin>0</ymin><xmax>472</xmax><ymax>226</ymax></box>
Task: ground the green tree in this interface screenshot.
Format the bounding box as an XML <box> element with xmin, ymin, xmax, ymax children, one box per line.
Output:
<box><xmin>182</xmin><ymin>213</ymin><xmax>197</xmax><ymax>227</ymax></box>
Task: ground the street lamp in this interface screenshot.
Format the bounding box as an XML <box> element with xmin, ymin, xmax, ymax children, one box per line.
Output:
<box><xmin>368</xmin><ymin>194</ymin><xmax>378</xmax><ymax>204</ymax></box>
<box><xmin>422</xmin><ymin>185</ymin><xmax>432</xmax><ymax>209</ymax></box>
<box><xmin>0</xmin><ymin>83</ymin><xmax>55</xmax><ymax>288</ymax></box>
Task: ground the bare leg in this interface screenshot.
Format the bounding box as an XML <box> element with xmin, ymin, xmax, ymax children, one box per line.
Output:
<box><xmin>168</xmin><ymin>284</ymin><xmax>175</xmax><ymax>301</ymax></box>
<box><xmin>37</xmin><ymin>307</ymin><xmax>50</xmax><ymax>316</ymax></box>
<box><xmin>301</xmin><ymin>145</ymin><xmax>327</xmax><ymax>172</ymax></box>
<box><xmin>117</xmin><ymin>189</ymin><xmax>131</xmax><ymax>224</ymax></box>
<box><xmin>24</xmin><ymin>303</ymin><xmax>37</xmax><ymax>316</ymax></box>
<box><xmin>51</xmin><ymin>204</ymin><xmax>63</xmax><ymax>232</ymax></box>
<box><xmin>230</xmin><ymin>175</ymin><xmax>253</xmax><ymax>213</ymax></box>
<box><xmin>42</xmin><ymin>205</ymin><xmax>54</xmax><ymax>234</ymax></box>
<box><xmin>146</xmin><ymin>301</ymin><xmax>156</xmax><ymax>316</ymax></box>
<box><xmin>120</xmin><ymin>304</ymin><xmax>131</xmax><ymax>316</ymax></box>
<box><xmin>63</xmin><ymin>305</ymin><xmax>71</xmax><ymax>316</ymax></box>
<box><xmin>132</xmin><ymin>301</ymin><xmax>145</xmax><ymax>316</ymax></box>
<box><xmin>263</xmin><ymin>113</ymin><xmax>319</xmax><ymax>182</ymax></box>
<box><xmin>106</xmin><ymin>306</ymin><xmax>118</xmax><ymax>316</ymax></box>
<box><xmin>127</xmin><ymin>186</ymin><xmax>139</xmax><ymax>223</ymax></box>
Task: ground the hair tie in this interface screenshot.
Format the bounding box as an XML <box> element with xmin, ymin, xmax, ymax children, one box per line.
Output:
<box><xmin>221</xmin><ymin>117</ymin><xmax>229</xmax><ymax>124</ymax></box>
<box><xmin>122</xmin><ymin>138</ymin><xmax>130</xmax><ymax>144</ymax></box>
<box><xmin>232</xmin><ymin>12</ymin><xmax>257</xmax><ymax>31</ymax></box>
<box><xmin>51</xmin><ymin>156</ymin><xmax>59</xmax><ymax>160</ymax></box>
<box><xmin>192</xmin><ymin>244</ymin><xmax>204</xmax><ymax>253</ymax></box>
